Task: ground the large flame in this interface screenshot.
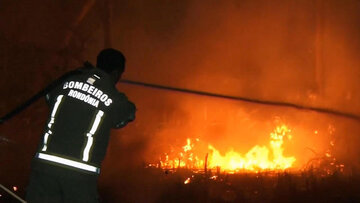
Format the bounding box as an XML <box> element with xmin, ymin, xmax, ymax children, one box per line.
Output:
<box><xmin>157</xmin><ymin>124</ymin><xmax>296</xmax><ymax>172</ymax></box>
<box><xmin>207</xmin><ymin>125</ymin><xmax>295</xmax><ymax>171</ymax></box>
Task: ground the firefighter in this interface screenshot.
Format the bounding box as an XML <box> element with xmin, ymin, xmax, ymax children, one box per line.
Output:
<box><xmin>26</xmin><ymin>48</ymin><xmax>136</xmax><ymax>202</ymax></box>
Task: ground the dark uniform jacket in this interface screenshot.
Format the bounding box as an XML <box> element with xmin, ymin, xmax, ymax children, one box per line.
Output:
<box><xmin>32</xmin><ymin>65</ymin><xmax>136</xmax><ymax>175</ymax></box>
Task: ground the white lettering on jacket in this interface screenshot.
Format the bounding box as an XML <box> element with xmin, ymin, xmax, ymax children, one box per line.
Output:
<box><xmin>63</xmin><ymin>81</ymin><xmax>112</xmax><ymax>107</ymax></box>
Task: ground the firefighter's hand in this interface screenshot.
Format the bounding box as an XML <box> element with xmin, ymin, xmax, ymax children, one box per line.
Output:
<box><xmin>115</xmin><ymin>121</ymin><xmax>128</xmax><ymax>128</ymax></box>
<box><xmin>115</xmin><ymin>114</ymin><xmax>135</xmax><ymax>129</ymax></box>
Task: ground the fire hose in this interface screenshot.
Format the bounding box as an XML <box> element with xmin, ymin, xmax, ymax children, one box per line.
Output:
<box><xmin>120</xmin><ymin>79</ymin><xmax>360</xmax><ymax>121</ymax></box>
<box><xmin>0</xmin><ymin>77</ymin><xmax>359</xmax><ymax>128</ymax></box>
<box><xmin>0</xmin><ymin>68</ymin><xmax>83</xmax><ymax>143</ymax></box>
<box><xmin>0</xmin><ymin>77</ymin><xmax>359</xmax><ymax>143</ymax></box>
<box><xmin>0</xmin><ymin>69</ymin><xmax>83</xmax><ymax>125</ymax></box>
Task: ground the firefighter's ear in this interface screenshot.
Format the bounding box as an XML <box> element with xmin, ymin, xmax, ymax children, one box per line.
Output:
<box><xmin>110</xmin><ymin>69</ymin><xmax>122</xmax><ymax>84</ymax></box>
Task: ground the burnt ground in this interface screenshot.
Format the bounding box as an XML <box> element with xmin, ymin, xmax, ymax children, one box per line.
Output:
<box><xmin>99</xmin><ymin>168</ymin><xmax>360</xmax><ymax>203</ymax></box>
<box><xmin>2</xmin><ymin>167</ymin><xmax>359</xmax><ymax>203</ymax></box>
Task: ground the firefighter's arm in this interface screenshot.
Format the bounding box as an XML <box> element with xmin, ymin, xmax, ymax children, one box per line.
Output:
<box><xmin>114</xmin><ymin>98</ymin><xmax>136</xmax><ymax>129</ymax></box>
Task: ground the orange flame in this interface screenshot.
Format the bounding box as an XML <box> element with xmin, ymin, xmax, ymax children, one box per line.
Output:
<box><xmin>158</xmin><ymin>124</ymin><xmax>296</xmax><ymax>172</ymax></box>
<box><xmin>207</xmin><ymin>125</ymin><xmax>295</xmax><ymax>171</ymax></box>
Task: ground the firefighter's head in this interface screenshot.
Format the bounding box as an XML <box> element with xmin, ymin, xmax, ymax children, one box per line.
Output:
<box><xmin>96</xmin><ymin>48</ymin><xmax>126</xmax><ymax>83</ymax></box>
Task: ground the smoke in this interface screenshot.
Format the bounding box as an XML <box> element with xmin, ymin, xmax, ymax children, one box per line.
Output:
<box><xmin>83</xmin><ymin>0</ymin><xmax>359</xmax><ymax>172</ymax></box>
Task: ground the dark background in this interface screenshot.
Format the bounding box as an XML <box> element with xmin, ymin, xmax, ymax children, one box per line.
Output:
<box><xmin>0</xmin><ymin>0</ymin><xmax>359</xmax><ymax>202</ymax></box>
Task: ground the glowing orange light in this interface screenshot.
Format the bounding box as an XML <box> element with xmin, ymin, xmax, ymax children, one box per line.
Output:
<box><xmin>158</xmin><ymin>124</ymin><xmax>296</xmax><ymax>173</ymax></box>
<box><xmin>207</xmin><ymin>125</ymin><xmax>295</xmax><ymax>171</ymax></box>
<box><xmin>13</xmin><ymin>186</ymin><xmax>17</xmax><ymax>191</ymax></box>
<box><xmin>183</xmin><ymin>138</ymin><xmax>192</xmax><ymax>152</ymax></box>
<box><xmin>209</xmin><ymin>175</ymin><xmax>218</xmax><ymax>180</ymax></box>
<box><xmin>325</xmin><ymin>150</ymin><xmax>331</xmax><ymax>158</ymax></box>
<box><xmin>184</xmin><ymin>177</ymin><xmax>191</xmax><ymax>184</ymax></box>
<box><xmin>330</xmin><ymin>141</ymin><xmax>335</xmax><ymax>146</ymax></box>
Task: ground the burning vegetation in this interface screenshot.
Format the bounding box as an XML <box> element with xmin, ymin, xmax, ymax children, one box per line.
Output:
<box><xmin>147</xmin><ymin>122</ymin><xmax>346</xmax><ymax>176</ymax></box>
<box><xmin>96</xmin><ymin>118</ymin><xmax>358</xmax><ymax>202</ymax></box>
<box><xmin>152</xmin><ymin>124</ymin><xmax>296</xmax><ymax>173</ymax></box>
<box><xmin>121</xmin><ymin>120</ymin><xmax>359</xmax><ymax>203</ymax></box>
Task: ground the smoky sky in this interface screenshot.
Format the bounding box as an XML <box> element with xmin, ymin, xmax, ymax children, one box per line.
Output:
<box><xmin>84</xmin><ymin>0</ymin><xmax>360</xmax><ymax>168</ymax></box>
<box><xmin>92</xmin><ymin>0</ymin><xmax>360</xmax><ymax>115</ymax></box>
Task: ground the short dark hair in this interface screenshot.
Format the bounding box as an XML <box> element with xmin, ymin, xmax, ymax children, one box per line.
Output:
<box><xmin>96</xmin><ymin>48</ymin><xmax>125</xmax><ymax>74</ymax></box>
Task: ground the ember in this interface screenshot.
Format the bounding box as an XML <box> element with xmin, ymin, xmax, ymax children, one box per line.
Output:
<box><xmin>184</xmin><ymin>177</ymin><xmax>191</xmax><ymax>184</ymax></box>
